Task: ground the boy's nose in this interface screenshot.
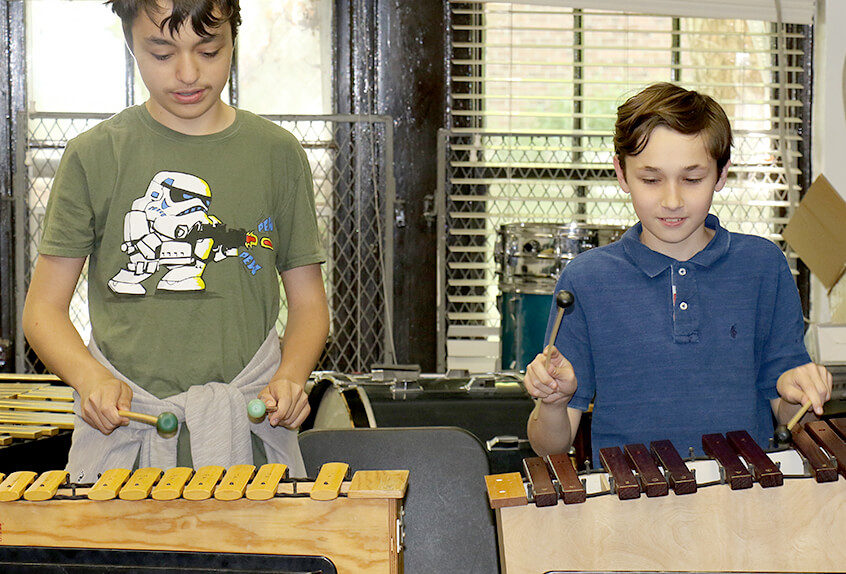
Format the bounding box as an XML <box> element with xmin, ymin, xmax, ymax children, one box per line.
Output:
<box><xmin>660</xmin><ymin>183</ymin><xmax>684</xmax><ymax>209</ymax></box>
<box><xmin>175</xmin><ymin>54</ymin><xmax>200</xmax><ymax>85</ymax></box>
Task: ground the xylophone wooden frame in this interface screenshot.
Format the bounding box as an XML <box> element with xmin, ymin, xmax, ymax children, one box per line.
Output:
<box><xmin>0</xmin><ymin>471</ymin><xmax>405</xmax><ymax>574</ymax></box>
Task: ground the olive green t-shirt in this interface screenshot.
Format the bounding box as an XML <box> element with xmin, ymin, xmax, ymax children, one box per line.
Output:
<box><xmin>40</xmin><ymin>105</ymin><xmax>325</xmax><ymax>399</ymax></box>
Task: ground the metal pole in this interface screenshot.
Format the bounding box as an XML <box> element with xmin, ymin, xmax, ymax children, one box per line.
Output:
<box><xmin>13</xmin><ymin>110</ymin><xmax>27</xmax><ymax>372</ymax></box>
<box><xmin>436</xmin><ymin>129</ymin><xmax>447</xmax><ymax>373</ymax></box>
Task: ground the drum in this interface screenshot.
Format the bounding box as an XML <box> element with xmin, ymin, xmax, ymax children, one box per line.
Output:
<box><xmin>497</xmin><ymin>223</ymin><xmax>626</xmax><ymax>370</ymax></box>
<box><xmin>499</xmin><ymin>290</ymin><xmax>552</xmax><ymax>372</ymax></box>
<box><xmin>303</xmin><ymin>371</ymin><xmax>537</xmax><ymax>474</ymax></box>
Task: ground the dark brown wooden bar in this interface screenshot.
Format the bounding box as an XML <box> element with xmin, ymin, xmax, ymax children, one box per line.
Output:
<box><xmin>522</xmin><ymin>457</ymin><xmax>557</xmax><ymax>507</ymax></box>
<box><xmin>701</xmin><ymin>433</ymin><xmax>752</xmax><ymax>490</ymax></box>
<box><xmin>623</xmin><ymin>443</ymin><xmax>668</xmax><ymax>497</ymax></box>
<box><xmin>805</xmin><ymin>421</ymin><xmax>846</xmax><ymax>479</ymax></box>
<box><xmin>545</xmin><ymin>453</ymin><xmax>586</xmax><ymax>505</ymax></box>
<box><xmin>650</xmin><ymin>439</ymin><xmax>697</xmax><ymax>495</ymax></box>
<box><xmin>828</xmin><ymin>417</ymin><xmax>846</xmax><ymax>441</ymax></box>
<box><xmin>791</xmin><ymin>425</ymin><xmax>839</xmax><ymax>482</ymax></box>
<box><xmin>598</xmin><ymin>447</ymin><xmax>640</xmax><ymax>500</ymax></box>
<box><xmin>725</xmin><ymin>430</ymin><xmax>783</xmax><ymax>488</ymax></box>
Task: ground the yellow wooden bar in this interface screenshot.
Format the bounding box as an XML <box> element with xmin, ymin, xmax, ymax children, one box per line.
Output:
<box><xmin>0</xmin><ymin>425</ymin><xmax>58</xmax><ymax>439</ymax></box>
<box><xmin>20</xmin><ymin>387</ymin><xmax>75</xmax><ymax>401</ymax></box>
<box><xmin>88</xmin><ymin>469</ymin><xmax>132</xmax><ymax>501</ymax></box>
<box><xmin>183</xmin><ymin>465</ymin><xmax>225</xmax><ymax>501</ymax></box>
<box><xmin>0</xmin><ymin>373</ymin><xmax>60</xmax><ymax>382</ymax></box>
<box><xmin>119</xmin><ymin>468</ymin><xmax>163</xmax><ymax>501</ymax></box>
<box><xmin>0</xmin><ymin>410</ymin><xmax>75</xmax><ymax>429</ymax></box>
<box><xmin>0</xmin><ymin>436</ymin><xmax>10</xmax><ymax>445</ymax></box>
<box><xmin>245</xmin><ymin>463</ymin><xmax>287</xmax><ymax>501</ymax></box>
<box><xmin>311</xmin><ymin>462</ymin><xmax>349</xmax><ymax>501</ymax></box>
<box><xmin>214</xmin><ymin>464</ymin><xmax>256</xmax><ymax>501</ymax></box>
<box><xmin>23</xmin><ymin>470</ymin><xmax>68</xmax><ymax>501</ymax></box>
<box><xmin>151</xmin><ymin>467</ymin><xmax>194</xmax><ymax>501</ymax></box>
<box><xmin>0</xmin><ymin>399</ymin><xmax>74</xmax><ymax>413</ymax></box>
<box><xmin>485</xmin><ymin>472</ymin><xmax>528</xmax><ymax>509</ymax></box>
<box><xmin>348</xmin><ymin>470</ymin><xmax>410</xmax><ymax>499</ymax></box>
<box><xmin>0</xmin><ymin>471</ymin><xmax>38</xmax><ymax>502</ymax></box>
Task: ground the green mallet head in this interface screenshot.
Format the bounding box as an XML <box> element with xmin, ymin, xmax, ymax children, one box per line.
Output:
<box><xmin>247</xmin><ymin>398</ymin><xmax>267</xmax><ymax>419</ymax></box>
<box><xmin>156</xmin><ymin>412</ymin><xmax>179</xmax><ymax>436</ymax></box>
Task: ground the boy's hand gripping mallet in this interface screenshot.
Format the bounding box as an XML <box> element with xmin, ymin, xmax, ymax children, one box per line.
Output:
<box><xmin>532</xmin><ymin>290</ymin><xmax>574</xmax><ymax>421</ymax></box>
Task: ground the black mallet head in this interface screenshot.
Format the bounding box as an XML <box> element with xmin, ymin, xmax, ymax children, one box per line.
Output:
<box><xmin>556</xmin><ymin>290</ymin><xmax>574</xmax><ymax>310</ymax></box>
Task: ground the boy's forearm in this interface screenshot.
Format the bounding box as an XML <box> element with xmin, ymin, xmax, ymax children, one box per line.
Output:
<box><xmin>274</xmin><ymin>298</ymin><xmax>330</xmax><ymax>386</ymax></box>
<box><xmin>527</xmin><ymin>403</ymin><xmax>574</xmax><ymax>457</ymax></box>
<box><xmin>23</xmin><ymin>299</ymin><xmax>112</xmax><ymax>393</ymax></box>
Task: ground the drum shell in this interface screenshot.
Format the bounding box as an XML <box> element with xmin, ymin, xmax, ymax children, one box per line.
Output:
<box><xmin>497</xmin><ymin>222</ymin><xmax>597</xmax><ymax>289</ymax></box>
<box><xmin>499</xmin><ymin>290</ymin><xmax>553</xmax><ymax>371</ymax></box>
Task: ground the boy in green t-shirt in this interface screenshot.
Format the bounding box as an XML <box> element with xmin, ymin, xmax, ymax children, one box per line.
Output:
<box><xmin>22</xmin><ymin>0</ymin><xmax>329</xmax><ymax>477</ymax></box>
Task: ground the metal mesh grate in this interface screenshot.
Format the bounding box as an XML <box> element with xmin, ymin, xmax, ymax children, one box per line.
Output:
<box><xmin>15</xmin><ymin>112</ymin><xmax>395</xmax><ymax>374</ymax></box>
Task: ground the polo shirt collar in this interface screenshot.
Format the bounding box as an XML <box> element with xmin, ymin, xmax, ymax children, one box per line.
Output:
<box><xmin>621</xmin><ymin>213</ymin><xmax>731</xmax><ymax>278</ymax></box>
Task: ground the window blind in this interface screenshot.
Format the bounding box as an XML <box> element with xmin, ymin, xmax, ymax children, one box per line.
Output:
<box><xmin>464</xmin><ymin>0</ymin><xmax>816</xmax><ymax>25</ymax></box>
<box><xmin>439</xmin><ymin>2</ymin><xmax>811</xmax><ymax>371</ymax></box>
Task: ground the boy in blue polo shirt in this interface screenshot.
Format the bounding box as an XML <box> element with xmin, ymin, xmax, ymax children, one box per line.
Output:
<box><xmin>524</xmin><ymin>83</ymin><xmax>831</xmax><ymax>466</ymax></box>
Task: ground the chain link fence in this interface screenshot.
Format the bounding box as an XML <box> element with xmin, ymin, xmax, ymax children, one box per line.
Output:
<box><xmin>14</xmin><ymin>112</ymin><xmax>396</xmax><ymax>374</ymax></box>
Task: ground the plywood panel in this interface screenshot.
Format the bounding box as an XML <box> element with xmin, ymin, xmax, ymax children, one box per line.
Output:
<box><xmin>498</xmin><ymin>478</ymin><xmax>845</xmax><ymax>573</ymax></box>
<box><xmin>0</xmin><ymin>496</ymin><xmax>400</xmax><ymax>574</ymax></box>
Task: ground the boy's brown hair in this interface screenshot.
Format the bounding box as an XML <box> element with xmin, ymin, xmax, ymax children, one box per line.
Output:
<box><xmin>106</xmin><ymin>0</ymin><xmax>241</xmax><ymax>49</ymax></box>
<box><xmin>614</xmin><ymin>82</ymin><xmax>732</xmax><ymax>175</ymax></box>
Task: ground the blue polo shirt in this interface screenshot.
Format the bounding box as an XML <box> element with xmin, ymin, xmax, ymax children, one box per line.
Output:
<box><xmin>547</xmin><ymin>214</ymin><xmax>810</xmax><ymax>466</ymax></box>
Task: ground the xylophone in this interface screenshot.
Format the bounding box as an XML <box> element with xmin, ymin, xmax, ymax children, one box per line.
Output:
<box><xmin>0</xmin><ymin>462</ymin><xmax>408</xmax><ymax>574</ymax></box>
<box><xmin>0</xmin><ymin>376</ymin><xmax>74</xmax><ymax>474</ymax></box>
<box><xmin>486</xmin><ymin>417</ymin><xmax>846</xmax><ymax>574</ymax></box>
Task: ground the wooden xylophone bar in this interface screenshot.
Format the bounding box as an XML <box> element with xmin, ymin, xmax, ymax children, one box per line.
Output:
<box><xmin>0</xmin><ymin>462</ymin><xmax>408</xmax><ymax>574</ymax></box>
<box><xmin>487</xmin><ymin>417</ymin><xmax>846</xmax><ymax>573</ymax></box>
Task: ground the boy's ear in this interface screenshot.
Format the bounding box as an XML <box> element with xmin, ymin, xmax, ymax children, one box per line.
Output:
<box><xmin>714</xmin><ymin>161</ymin><xmax>730</xmax><ymax>192</ymax></box>
<box><xmin>613</xmin><ymin>155</ymin><xmax>631</xmax><ymax>193</ymax></box>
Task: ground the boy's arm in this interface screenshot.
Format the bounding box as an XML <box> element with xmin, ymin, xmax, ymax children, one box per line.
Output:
<box><xmin>770</xmin><ymin>362</ymin><xmax>832</xmax><ymax>424</ymax></box>
<box><xmin>22</xmin><ymin>254</ymin><xmax>132</xmax><ymax>434</ymax></box>
<box><xmin>259</xmin><ymin>263</ymin><xmax>329</xmax><ymax>428</ymax></box>
<box><xmin>525</xmin><ymin>347</ymin><xmax>583</xmax><ymax>456</ymax></box>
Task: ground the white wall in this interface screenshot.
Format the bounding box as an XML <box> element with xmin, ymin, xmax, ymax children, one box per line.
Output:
<box><xmin>811</xmin><ymin>0</ymin><xmax>846</xmax><ymax>323</ymax></box>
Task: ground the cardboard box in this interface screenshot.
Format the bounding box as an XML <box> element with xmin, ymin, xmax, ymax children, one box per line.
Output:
<box><xmin>805</xmin><ymin>323</ymin><xmax>846</xmax><ymax>364</ymax></box>
<box><xmin>782</xmin><ymin>174</ymin><xmax>846</xmax><ymax>290</ymax></box>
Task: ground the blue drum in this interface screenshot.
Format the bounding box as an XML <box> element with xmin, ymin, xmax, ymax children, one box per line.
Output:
<box><xmin>497</xmin><ymin>223</ymin><xmax>625</xmax><ymax>370</ymax></box>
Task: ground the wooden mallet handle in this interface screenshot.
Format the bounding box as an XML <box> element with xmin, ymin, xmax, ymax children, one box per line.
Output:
<box><xmin>544</xmin><ymin>290</ymin><xmax>574</xmax><ymax>370</ymax></box>
<box><xmin>118</xmin><ymin>410</ymin><xmax>157</xmax><ymax>426</ymax></box>
<box><xmin>787</xmin><ymin>400</ymin><xmax>813</xmax><ymax>431</ymax></box>
<box><xmin>118</xmin><ymin>409</ymin><xmax>178</xmax><ymax>435</ymax></box>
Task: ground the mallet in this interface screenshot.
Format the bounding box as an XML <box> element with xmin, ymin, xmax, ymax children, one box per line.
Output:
<box><xmin>773</xmin><ymin>400</ymin><xmax>813</xmax><ymax>445</ymax></box>
<box><xmin>532</xmin><ymin>290</ymin><xmax>574</xmax><ymax>421</ymax></box>
<box><xmin>544</xmin><ymin>290</ymin><xmax>575</xmax><ymax>370</ymax></box>
<box><xmin>118</xmin><ymin>409</ymin><xmax>178</xmax><ymax>436</ymax></box>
